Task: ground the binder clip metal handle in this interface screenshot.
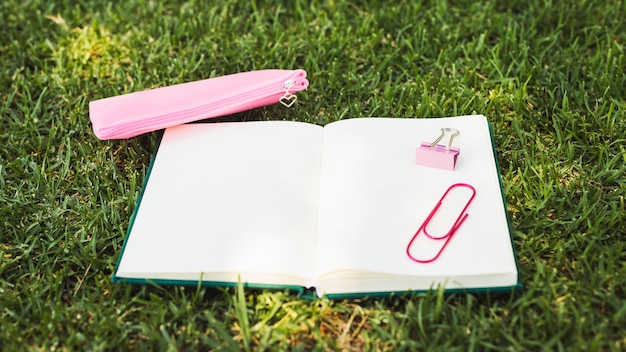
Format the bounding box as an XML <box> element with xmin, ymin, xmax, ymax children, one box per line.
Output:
<box><xmin>415</xmin><ymin>128</ymin><xmax>460</xmax><ymax>170</ymax></box>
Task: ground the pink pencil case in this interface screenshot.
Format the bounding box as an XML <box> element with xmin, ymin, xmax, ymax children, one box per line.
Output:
<box><xmin>89</xmin><ymin>69</ymin><xmax>309</xmax><ymax>140</ymax></box>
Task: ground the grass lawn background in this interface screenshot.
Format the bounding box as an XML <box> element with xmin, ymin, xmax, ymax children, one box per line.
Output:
<box><xmin>1</xmin><ymin>0</ymin><xmax>625</xmax><ymax>350</ymax></box>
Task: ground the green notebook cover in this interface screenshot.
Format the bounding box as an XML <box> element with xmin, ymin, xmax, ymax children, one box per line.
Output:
<box><xmin>112</xmin><ymin>116</ymin><xmax>522</xmax><ymax>298</ymax></box>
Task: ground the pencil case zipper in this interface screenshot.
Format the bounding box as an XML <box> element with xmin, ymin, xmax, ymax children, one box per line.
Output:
<box><xmin>89</xmin><ymin>69</ymin><xmax>309</xmax><ymax>140</ymax></box>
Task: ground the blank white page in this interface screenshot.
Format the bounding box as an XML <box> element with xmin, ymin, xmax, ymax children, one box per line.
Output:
<box><xmin>116</xmin><ymin>121</ymin><xmax>324</xmax><ymax>284</ymax></box>
<box><xmin>313</xmin><ymin>116</ymin><xmax>517</xmax><ymax>285</ymax></box>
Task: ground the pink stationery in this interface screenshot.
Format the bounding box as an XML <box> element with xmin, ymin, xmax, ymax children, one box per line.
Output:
<box><xmin>406</xmin><ymin>183</ymin><xmax>476</xmax><ymax>263</ymax></box>
<box><xmin>415</xmin><ymin>127</ymin><xmax>461</xmax><ymax>170</ymax></box>
<box><xmin>89</xmin><ymin>69</ymin><xmax>309</xmax><ymax>140</ymax></box>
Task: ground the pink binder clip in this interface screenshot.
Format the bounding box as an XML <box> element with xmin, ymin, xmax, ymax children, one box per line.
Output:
<box><xmin>415</xmin><ymin>128</ymin><xmax>460</xmax><ymax>170</ymax></box>
<box><xmin>406</xmin><ymin>183</ymin><xmax>476</xmax><ymax>263</ymax></box>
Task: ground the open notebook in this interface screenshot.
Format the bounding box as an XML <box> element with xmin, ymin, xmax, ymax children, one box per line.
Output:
<box><xmin>113</xmin><ymin>115</ymin><xmax>521</xmax><ymax>298</ymax></box>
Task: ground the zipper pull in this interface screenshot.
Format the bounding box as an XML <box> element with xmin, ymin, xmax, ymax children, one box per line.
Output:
<box><xmin>279</xmin><ymin>79</ymin><xmax>297</xmax><ymax>108</ymax></box>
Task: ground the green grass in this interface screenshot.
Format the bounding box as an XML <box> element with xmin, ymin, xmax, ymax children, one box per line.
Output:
<box><xmin>1</xmin><ymin>0</ymin><xmax>625</xmax><ymax>350</ymax></box>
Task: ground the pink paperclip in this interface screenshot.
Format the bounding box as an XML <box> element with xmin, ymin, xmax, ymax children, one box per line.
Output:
<box><xmin>415</xmin><ymin>128</ymin><xmax>460</xmax><ymax>170</ymax></box>
<box><xmin>406</xmin><ymin>183</ymin><xmax>476</xmax><ymax>263</ymax></box>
